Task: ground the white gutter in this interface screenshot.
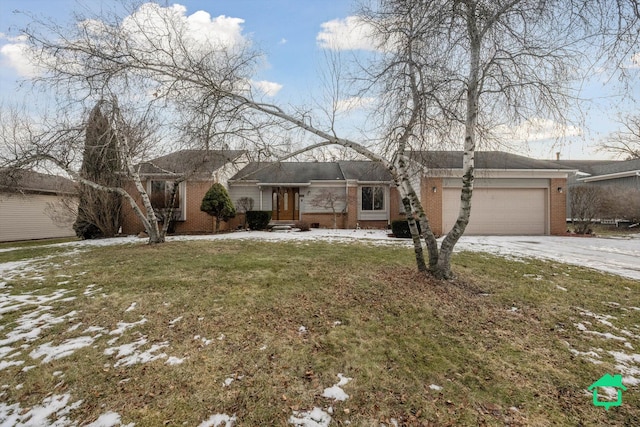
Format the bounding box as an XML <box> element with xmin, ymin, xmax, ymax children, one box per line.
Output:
<box><xmin>578</xmin><ymin>170</ymin><xmax>640</xmax><ymax>183</ymax></box>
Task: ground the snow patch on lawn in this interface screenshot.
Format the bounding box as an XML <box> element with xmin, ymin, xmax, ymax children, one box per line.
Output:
<box><xmin>169</xmin><ymin>316</ymin><xmax>183</xmax><ymax>326</ymax></box>
<box><xmin>194</xmin><ymin>335</ymin><xmax>213</xmax><ymax>345</ymax></box>
<box><xmin>109</xmin><ymin>318</ymin><xmax>148</xmax><ymax>335</ymax></box>
<box><xmin>289</xmin><ymin>407</ymin><xmax>332</xmax><ymax>427</ymax></box>
<box><xmin>609</xmin><ymin>351</ymin><xmax>640</xmax><ymax>386</ymax></box>
<box><xmin>321</xmin><ymin>373</ymin><xmax>352</xmax><ymax>401</ymax></box>
<box><xmin>0</xmin><ymin>393</ymin><xmax>82</xmax><ymax>427</ymax></box>
<box><xmin>166</xmin><ymin>356</ymin><xmax>185</xmax><ymax>365</ymax></box>
<box><xmin>104</xmin><ymin>336</ymin><xmax>168</xmax><ymax>367</ymax></box>
<box><xmin>30</xmin><ymin>336</ymin><xmax>96</xmax><ymax>364</ymax></box>
<box><xmin>85</xmin><ymin>411</ymin><xmax>134</xmax><ymax>427</ymax></box>
<box><xmin>198</xmin><ymin>413</ymin><xmax>237</xmax><ymax>427</ymax></box>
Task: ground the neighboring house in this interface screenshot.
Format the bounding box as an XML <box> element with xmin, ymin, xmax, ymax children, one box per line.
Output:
<box><xmin>120</xmin><ymin>150</ymin><xmax>248</xmax><ymax>235</ymax></box>
<box><xmin>555</xmin><ymin>158</ymin><xmax>640</xmax><ymax>220</ymax></box>
<box><xmin>228</xmin><ymin>161</ymin><xmax>400</xmax><ymax>229</ymax></box>
<box><xmin>410</xmin><ymin>151</ymin><xmax>572</xmax><ymax>235</ymax></box>
<box><xmin>0</xmin><ymin>169</ymin><xmax>77</xmax><ymax>242</ymax></box>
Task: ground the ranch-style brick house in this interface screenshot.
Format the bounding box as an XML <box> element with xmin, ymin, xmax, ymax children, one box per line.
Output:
<box><xmin>121</xmin><ymin>149</ymin><xmax>572</xmax><ymax>236</ymax></box>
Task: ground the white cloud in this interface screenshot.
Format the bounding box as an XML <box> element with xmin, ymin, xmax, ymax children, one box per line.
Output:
<box><xmin>121</xmin><ymin>3</ymin><xmax>247</xmax><ymax>54</ymax></box>
<box><xmin>279</xmin><ymin>38</ymin><xmax>287</xmax><ymax>45</ymax></box>
<box><xmin>317</xmin><ymin>16</ymin><xmax>379</xmax><ymax>51</ymax></box>
<box><xmin>335</xmin><ymin>96</ymin><xmax>375</xmax><ymax>112</ymax></box>
<box><xmin>0</xmin><ymin>42</ymin><xmax>40</xmax><ymax>77</ymax></box>
<box><xmin>496</xmin><ymin>118</ymin><xmax>582</xmax><ymax>142</ymax></box>
<box><xmin>0</xmin><ymin>3</ymin><xmax>250</xmax><ymax>78</ymax></box>
<box><xmin>252</xmin><ymin>80</ymin><xmax>283</xmax><ymax>97</ymax></box>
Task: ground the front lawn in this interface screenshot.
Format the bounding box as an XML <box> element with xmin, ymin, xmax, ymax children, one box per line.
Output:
<box><xmin>0</xmin><ymin>240</ymin><xmax>638</xmax><ymax>426</ymax></box>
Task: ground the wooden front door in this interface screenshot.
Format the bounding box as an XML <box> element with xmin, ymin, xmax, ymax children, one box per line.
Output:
<box><xmin>272</xmin><ymin>187</ymin><xmax>299</xmax><ymax>221</ymax></box>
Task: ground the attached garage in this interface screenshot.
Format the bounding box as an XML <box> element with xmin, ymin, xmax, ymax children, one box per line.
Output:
<box><xmin>442</xmin><ymin>187</ymin><xmax>547</xmax><ymax>235</ymax></box>
<box><xmin>412</xmin><ymin>151</ymin><xmax>573</xmax><ymax>236</ymax></box>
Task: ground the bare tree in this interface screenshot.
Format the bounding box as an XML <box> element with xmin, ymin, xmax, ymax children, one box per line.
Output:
<box><xmin>0</xmin><ymin>98</ymin><xmax>175</xmax><ymax>244</ymax></box>
<box><xmin>309</xmin><ymin>189</ymin><xmax>347</xmax><ymax>229</ymax></box>
<box><xmin>569</xmin><ymin>185</ymin><xmax>604</xmax><ymax>234</ymax></box>
<box><xmin>599</xmin><ymin>185</ymin><xmax>640</xmax><ymax>223</ymax></box>
<box><xmin>235</xmin><ymin>196</ymin><xmax>254</xmax><ymax>229</ymax></box>
<box><xmin>600</xmin><ymin>114</ymin><xmax>640</xmax><ymax>159</ymax></box>
<box><xmin>9</xmin><ymin>1</ymin><xmax>640</xmax><ymax>277</ymax></box>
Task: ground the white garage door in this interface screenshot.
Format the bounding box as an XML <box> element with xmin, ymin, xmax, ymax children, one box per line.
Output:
<box><xmin>442</xmin><ymin>188</ymin><xmax>547</xmax><ymax>235</ymax></box>
<box><xmin>0</xmin><ymin>194</ymin><xmax>76</xmax><ymax>242</ymax></box>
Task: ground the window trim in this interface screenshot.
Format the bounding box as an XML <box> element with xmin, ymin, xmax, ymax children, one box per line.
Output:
<box><xmin>360</xmin><ymin>185</ymin><xmax>385</xmax><ymax>212</ymax></box>
<box><xmin>147</xmin><ymin>180</ymin><xmax>187</xmax><ymax>221</ymax></box>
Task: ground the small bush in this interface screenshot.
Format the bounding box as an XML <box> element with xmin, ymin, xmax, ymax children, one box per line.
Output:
<box><xmin>73</xmin><ymin>219</ymin><xmax>103</xmax><ymax>240</ymax></box>
<box><xmin>391</xmin><ymin>219</ymin><xmax>421</xmax><ymax>238</ymax></box>
<box><xmin>246</xmin><ymin>211</ymin><xmax>272</xmax><ymax>230</ymax></box>
<box><xmin>295</xmin><ymin>221</ymin><xmax>310</xmax><ymax>232</ymax></box>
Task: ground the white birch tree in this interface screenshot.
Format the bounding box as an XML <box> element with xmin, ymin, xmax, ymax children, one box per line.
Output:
<box><xmin>5</xmin><ymin>1</ymin><xmax>640</xmax><ymax>276</ymax></box>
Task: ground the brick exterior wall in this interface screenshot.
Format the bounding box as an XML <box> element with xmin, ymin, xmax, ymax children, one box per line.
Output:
<box><xmin>301</xmin><ymin>213</ymin><xmax>347</xmax><ymax>228</ymax></box>
<box><xmin>345</xmin><ymin>185</ymin><xmax>359</xmax><ymax>229</ymax></box>
<box><xmin>122</xmin><ymin>176</ymin><xmax>568</xmax><ymax>236</ymax></box>
<box><xmin>422</xmin><ymin>177</ymin><xmax>443</xmax><ymax>236</ymax></box>
<box><xmin>121</xmin><ymin>179</ymin><xmax>235</xmax><ymax>235</ymax></box>
<box><xmin>550</xmin><ymin>178</ymin><xmax>568</xmax><ymax>235</ymax></box>
<box><xmin>389</xmin><ymin>187</ymin><xmax>404</xmax><ymax>223</ymax></box>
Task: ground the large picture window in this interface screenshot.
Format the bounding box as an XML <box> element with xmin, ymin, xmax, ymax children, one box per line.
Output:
<box><xmin>149</xmin><ymin>180</ymin><xmax>185</xmax><ymax>221</ymax></box>
<box><xmin>361</xmin><ymin>186</ymin><xmax>384</xmax><ymax>211</ymax></box>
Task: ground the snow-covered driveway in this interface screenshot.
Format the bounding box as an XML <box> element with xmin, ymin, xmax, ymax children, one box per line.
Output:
<box><xmin>454</xmin><ymin>235</ymin><xmax>640</xmax><ymax>281</ymax></box>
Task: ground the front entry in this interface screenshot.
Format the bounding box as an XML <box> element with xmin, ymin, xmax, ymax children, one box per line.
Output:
<box><xmin>272</xmin><ymin>187</ymin><xmax>300</xmax><ymax>221</ymax></box>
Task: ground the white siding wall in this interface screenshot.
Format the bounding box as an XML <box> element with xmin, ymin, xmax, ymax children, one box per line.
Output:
<box><xmin>357</xmin><ymin>185</ymin><xmax>390</xmax><ymax>221</ymax></box>
<box><xmin>0</xmin><ymin>193</ymin><xmax>77</xmax><ymax>242</ymax></box>
<box><xmin>229</xmin><ymin>185</ymin><xmax>278</xmax><ymax>211</ymax></box>
<box><xmin>303</xmin><ymin>186</ymin><xmax>348</xmax><ymax>213</ymax></box>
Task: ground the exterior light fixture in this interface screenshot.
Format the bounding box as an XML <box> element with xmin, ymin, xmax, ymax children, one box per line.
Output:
<box><xmin>432</xmin><ymin>186</ymin><xmax>437</xmax><ymax>193</ymax></box>
<box><xmin>557</xmin><ymin>187</ymin><xmax>563</xmax><ymax>193</ymax></box>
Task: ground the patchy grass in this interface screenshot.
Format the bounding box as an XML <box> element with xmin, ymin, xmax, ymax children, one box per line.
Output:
<box><xmin>0</xmin><ymin>240</ymin><xmax>638</xmax><ymax>426</ymax></box>
<box><xmin>0</xmin><ymin>236</ymin><xmax>78</xmax><ymax>250</ymax></box>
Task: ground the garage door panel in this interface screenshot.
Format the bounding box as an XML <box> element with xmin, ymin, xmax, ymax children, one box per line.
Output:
<box><xmin>443</xmin><ymin>188</ymin><xmax>546</xmax><ymax>235</ymax></box>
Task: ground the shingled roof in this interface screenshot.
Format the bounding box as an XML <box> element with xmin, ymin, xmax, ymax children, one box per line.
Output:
<box><xmin>138</xmin><ymin>150</ymin><xmax>246</xmax><ymax>176</ymax></box>
<box><xmin>338</xmin><ymin>161</ymin><xmax>393</xmax><ymax>181</ymax></box>
<box><xmin>232</xmin><ymin>162</ymin><xmax>344</xmax><ymax>183</ymax></box>
<box><xmin>0</xmin><ymin>169</ymin><xmax>76</xmax><ymax>195</ymax></box>
<box><xmin>231</xmin><ymin>161</ymin><xmax>394</xmax><ymax>183</ymax></box>
<box><xmin>554</xmin><ymin>159</ymin><xmax>619</xmax><ymax>175</ymax></box>
<box><xmin>411</xmin><ymin>151</ymin><xmax>574</xmax><ymax>170</ymax></box>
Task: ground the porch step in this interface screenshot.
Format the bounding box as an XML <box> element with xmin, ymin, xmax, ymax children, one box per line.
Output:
<box><xmin>271</xmin><ymin>225</ymin><xmax>293</xmax><ymax>232</ymax></box>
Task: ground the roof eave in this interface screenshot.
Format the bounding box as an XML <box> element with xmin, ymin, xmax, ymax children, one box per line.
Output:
<box><xmin>578</xmin><ymin>170</ymin><xmax>640</xmax><ymax>182</ymax></box>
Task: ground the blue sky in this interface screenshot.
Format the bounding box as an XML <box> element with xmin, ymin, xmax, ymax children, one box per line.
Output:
<box><xmin>1</xmin><ymin>0</ymin><xmax>638</xmax><ymax>160</ymax></box>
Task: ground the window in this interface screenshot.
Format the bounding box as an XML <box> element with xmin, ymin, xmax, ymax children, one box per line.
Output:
<box><xmin>361</xmin><ymin>186</ymin><xmax>384</xmax><ymax>211</ymax></box>
<box><xmin>149</xmin><ymin>180</ymin><xmax>184</xmax><ymax>221</ymax></box>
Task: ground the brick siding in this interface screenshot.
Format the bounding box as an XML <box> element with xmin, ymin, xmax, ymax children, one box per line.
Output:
<box><xmin>550</xmin><ymin>178</ymin><xmax>568</xmax><ymax>235</ymax></box>
<box><xmin>422</xmin><ymin>177</ymin><xmax>443</xmax><ymax>236</ymax></box>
